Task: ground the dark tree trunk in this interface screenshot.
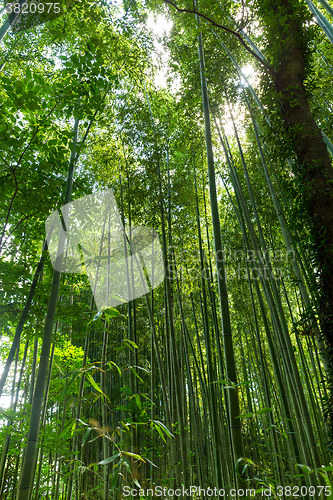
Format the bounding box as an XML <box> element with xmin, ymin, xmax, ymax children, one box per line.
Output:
<box><xmin>263</xmin><ymin>0</ymin><xmax>333</xmax><ymax>424</ymax></box>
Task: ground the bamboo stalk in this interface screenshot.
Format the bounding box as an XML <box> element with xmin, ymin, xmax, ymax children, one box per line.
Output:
<box><xmin>17</xmin><ymin>117</ymin><xmax>79</xmax><ymax>500</ymax></box>
<box><xmin>196</xmin><ymin>20</ymin><xmax>246</xmax><ymax>488</ymax></box>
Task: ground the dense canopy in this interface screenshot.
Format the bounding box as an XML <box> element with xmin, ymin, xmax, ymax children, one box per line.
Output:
<box><xmin>1</xmin><ymin>0</ymin><xmax>333</xmax><ymax>498</ymax></box>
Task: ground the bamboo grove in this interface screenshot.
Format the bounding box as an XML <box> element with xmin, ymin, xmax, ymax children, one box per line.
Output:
<box><xmin>1</xmin><ymin>0</ymin><xmax>333</xmax><ymax>498</ymax></box>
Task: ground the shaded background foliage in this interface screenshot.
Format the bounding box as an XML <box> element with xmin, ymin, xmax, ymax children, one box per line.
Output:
<box><xmin>1</xmin><ymin>0</ymin><xmax>333</xmax><ymax>498</ymax></box>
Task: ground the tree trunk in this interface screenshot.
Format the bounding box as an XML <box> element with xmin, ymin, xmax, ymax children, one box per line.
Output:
<box><xmin>263</xmin><ymin>0</ymin><xmax>333</xmax><ymax>422</ymax></box>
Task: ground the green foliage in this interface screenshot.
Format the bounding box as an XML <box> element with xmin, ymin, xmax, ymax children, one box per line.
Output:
<box><xmin>0</xmin><ymin>0</ymin><xmax>333</xmax><ymax>497</ymax></box>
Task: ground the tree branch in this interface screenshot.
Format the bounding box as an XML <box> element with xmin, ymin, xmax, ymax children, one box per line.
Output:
<box><xmin>162</xmin><ymin>0</ymin><xmax>275</xmax><ymax>75</ymax></box>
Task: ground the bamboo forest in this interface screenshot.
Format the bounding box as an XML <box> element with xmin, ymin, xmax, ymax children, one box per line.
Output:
<box><xmin>3</xmin><ymin>0</ymin><xmax>333</xmax><ymax>498</ymax></box>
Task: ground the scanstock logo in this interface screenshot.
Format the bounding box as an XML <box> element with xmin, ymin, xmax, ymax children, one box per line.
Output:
<box><xmin>45</xmin><ymin>189</ymin><xmax>165</xmax><ymax>309</ymax></box>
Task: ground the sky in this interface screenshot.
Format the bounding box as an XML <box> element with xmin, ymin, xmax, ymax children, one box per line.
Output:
<box><xmin>145</xmin><ymin>13</ymin><xmax>178</xmax><ymax>89</ymax></box>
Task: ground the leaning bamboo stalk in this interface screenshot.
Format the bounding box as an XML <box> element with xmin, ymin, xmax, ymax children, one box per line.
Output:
<box><xmin>237</xmin><ymin>114</ymin><xmax>327</xmax><ymax>472</ymax></box>
<box><xmin>193</xmin><ymin>163</ymin><xmax>228</xmax><ymax>487</ymax></box>
<box><xmin>173</xmin><ymin>263</ymin><xmax>204</xmax><ymax>486</ymax></box>
<box><xmin>240</xmin><ymin>198</ymin><xmax>311</xmax><ymax>471</ymax></box>
<box><xmin>221</xmin><ymin>171</ymin><xmax>301</xmax><ymax>476</ymax></box>
<box><xmin>307</xmin><ymin>0</ymin><xmax>333</xmax><ymax>45</ymax></box>
<box><xmin>17</xmin><ymin>117</ymin><xmax>79</xmax><ymax>500</ymax></box>
<box><xmin>244</xmin><ymin>97</ymin><xmax>328</xmax><ymax>370</ymax></box>
<box><xmin>282</xmin><ymin>280</ymin><xmax>329</xmax><ymax>465</ymax></box>
<box><xmin>214</xmin><ymin>116</ymin><xmax>304</xmax><ymax>468</ymax></box>
<box><xmin>243</xmin><ymin>261</ymin><xmax>283</xmax><ymax>484</ymax></box>
<box><xmin>0</xmin><ymin>338</ymin><xmax>27</xmax><ymax>492</ymax></box>
<box><xmin>216</xmin><ymin>106</ymin><xmax>324</xmax><ymax>475</ymax></box>
<box><xmin>0</xmin><ymin>0</ymin><xmax>27</xmax><ymax>42</ymax></box>
<box><xmin>316</xmin><ymin>0</ymin><xmax>333</xmax><ymax>17</ymax></box>
<box><xmin>196</xmin><ymin>20</ymin><xmax>246</xmax><ymax>487</ymax></box>
<box><xmin>199</xmin><ymin>165</ymin><xmax>228</xmax><ymax>401</ymax></box>
<box><xmin>0</xmin><ymin>248</ymin><xmax>46</xmax><ymax>398</ymax></box>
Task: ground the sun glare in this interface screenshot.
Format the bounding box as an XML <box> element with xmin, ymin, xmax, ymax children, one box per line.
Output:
<box><xmin>146</xmin><ymin>14</ymin><xmax>173</xmax><ymax>36</ymax></box>
<box><xmin>146</xmin><ymin>14</ymin><xmax>179</xmax><ymax>90</ymax></box>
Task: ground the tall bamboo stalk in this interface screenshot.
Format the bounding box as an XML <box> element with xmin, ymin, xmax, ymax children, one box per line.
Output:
<box><xmin>196</xmin><ymin>17</ymin><xmax>246</xmax><ymax>488</ymax></box>
<box><xmin>17</xmin><ymin>117</ymin><xmax>79</xmax><ymax>500</ymax></box>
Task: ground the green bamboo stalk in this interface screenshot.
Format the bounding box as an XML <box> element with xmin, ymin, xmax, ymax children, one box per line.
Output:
<box><xmin>100</xmin><ymin>326</ymin><xmax>109</xmax><ymax>500</ymax></box>
<box><xmin>33</xmin><ymin>343</ymin><xmax>56</xmax><ymax>500</ymax></box>
<box><xmin>143</xmin><ymin>82</ymin><xmax>191</xmax><ymax>488</ymax></box>
<box><xmin>244</xmin><ymin>98</ymin><xmax>328</xmax><ymax>370</ymax></box>
<box><xmin>0</xmin><ymin>0</ymin><xmax>27</xmax><ymax>41</ymax></box>
<box><xmin>193</xmin><ymin>163</ymin><xmax>228</xmax><ymax>487</ymax></box>
<box><xmin>282</xmin><ymin>280</ymin><xmax>328</xmax><ymax>464</ymax></box>
<box><xmin>199</xmin><ymin>165</ymin><xmax>229</xmax><ymax>401</ymax></box>
<box><xmin>216</xmin><ymin>104</ymin><xmax>324</xmax><ymax>477</ymax></box>
<box><xmin>0</xmin><ymin>339</ymin><xmax>23</xmax><ymax>493</ymax></box>
<box><xmin>307</xmin><ymin>0</ymin><xmax>333</xmax><ymax>44</ymax></box>
<box><xmin>214</xmin><ymin>115</ymin><xmax>303</xmax><ymax>468</ymax></box>
<box><xmin>0</xmin><ymin>248</ymin><xmax>46</xmax><ymax>399</ymax></box>
<box><xmin>29</xmin><ymin>336</ymin><xmax>38</xmax><ymax>405</ymax></box>
<box><xmin>173</xmin><ymin>266</ymin><xmax>204</xmax><ymax>486</ymax></box>
<box><xmin>221</xmin><ymin>168</ymin><xmax>301</xmax><ymax>478</ymax></box>
<box><xmin>17</xmin><ymin>116</ymin><xmax>79</xmax><ymax>500</ymax></box>
<box><xmin>244</xmin><ymin>264</ymin><xmax>284</xmax><ymax>485</ymax></box>
<box><xmin>196</xmin><ymin>20</ymin><xmax>246</xmax><ymax>488</ymax></box>
<box><xmin>316</xmin><ymin>0</ymin><xmax>333</xmax><ymax>16</ymax></box>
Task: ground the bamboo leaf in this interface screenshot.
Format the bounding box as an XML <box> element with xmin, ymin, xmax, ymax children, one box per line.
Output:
<box><xmin>154</xmin><ymin>424</ymin><xmax>166</xmax><ymax>443</ymax></box>
<box><xmin>108</xmin><ymin>361</ymin><xmax>121</xmax><ymax>376</ymax></box>
<box><xmin>135</xmin><ymin>394</ymin><xmax>141</xmax><ymax>410</ymax></box>
<box><xmin>133</xmin><ymin>477</ymin><xmax>141</xmax><ymax>488</ymax></box>
<box><xmin>81</xmin><ymin>428</ymin><xmax>92</xmax><ymax>446</ymax></box>
<box><xmin>86</xmin><ymin>435</ymin><xmax>100</xmax><ymax>445</ymax></box>
<box><xmin>145</xmin><ymin>457</ymin><xmax>158</xmax><ymax>468</ymax></box>
<box><xmin>86</xmin><ymin>373</ymin><xmax>110</xmax><ymax>402</ymax></box>
<box><xmin>152</xmin><ymin>420</ymin><xmax>174</xmax><ymax>438</ymax></box>
<box><xmin>98</xmin><ymin>453</ymin><xmax>120</xmax><ymax>465</ymax></box>
<box><xmin>101</xmin><ymin>306</ymin><xmax>120</xmax><ymax>317</ymax></box>
<box><xmin>297</xmin><ymin>463</ymin><xmax>312</xmax><ymax>475</ymax></box>
<box><xmin>77</xmin><ymin>419</ymin><xmax>90</xmax><ymax>427</ymax></box>
<box><xmin>60</xmin><ymin>419</ymin><xmax>75</xmax><ymax>439</ymax></box>
<box><xmin>123</xmin><ymin>339</ymin><xmax>138</xmax><ymax>350</ymax></box>
<box><xmin>133</xmin><ymin>365</ymin><xmax>150</xmax><ymax>374</ymax></box>
<box><xmin>235</xmin><ymin>457</ymin><xmax>260</xmax><ymax>480</ymax></box>
<box><xmin>235</xmin><ymin>380</ymin><xmax>251</xmax><ymax>388</ymax></box>
<box><xmin>122</xmin><ymin>451</ymin><xmax>145</xmax><ymax>461</ymax></box>
<box><xmin>90</xmin><ymin>310</ymin><xmax>103</xmax><ymax>323</ymax></box>
<box><xmin>130</xmin><ymin>366</ymin><xmax>143</xmax><ymax>382</ymax></box>
<box><xmin>110</xmin><ymin>462</ymin><xmax>121</xmax><ymax>490</ymax></box>
<box><xmin>256</xmin><ymin>407</ymin><xmax>273</xmax><ymax>415</ymax></box>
